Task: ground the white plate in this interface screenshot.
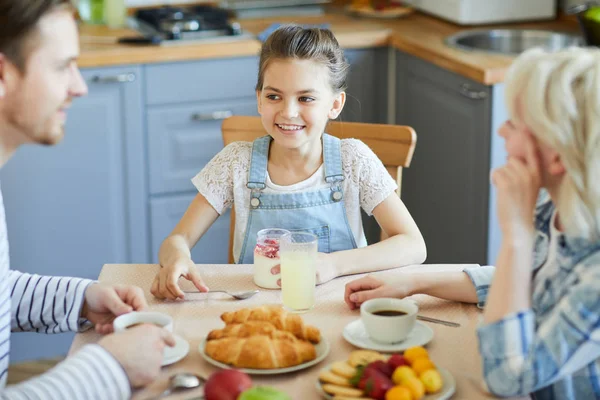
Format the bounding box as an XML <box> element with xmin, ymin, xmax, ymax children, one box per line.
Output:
<box><xmin>343</xmin><ymin>319</ymin><xmax>434</xmax><ymax>352</ymax></box>
<box><xmin>199</xmin><ymin>336</ymin><xmax>330</xmax><ymax>375</ymax></box>
<box><xmin>162</xmin><ymin>334</ymin><xmax>190</xmax><ymax>366</ymax></box>
<box><xmin>316</xmin><ymin>364</ymin><xmax>456</xmax><ymax>400</ymax></box>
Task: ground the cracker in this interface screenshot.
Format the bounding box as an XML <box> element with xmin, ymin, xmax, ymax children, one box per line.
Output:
<box><xmin>319</xmin><ymin>370</ymin><xmax>351</xmax><ymax>386</ymax></box>
<box><xmin>330</xmin><ymin>361</ymin><xmax>356</xmax><ymax>378</ymax></box>
<box><xmin>321</xmin><ymin>384</ymin><xmax>364</xmax><ymax>397</ymax></box>
<box><xmin>348</xmin><ymin>350</ymin><xmax>387</xmax><ymax>367</ymax></box>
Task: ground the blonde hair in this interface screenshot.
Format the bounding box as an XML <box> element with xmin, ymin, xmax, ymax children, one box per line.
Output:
<box><xmin>255</xmin><ymin>24</ymin><xmax>349</xmax><ymax>93</ymax></box>
<box><xmin>504</xmin><ymin>47</ymin><xmax>600</xmax><ymax>240</ymax></box>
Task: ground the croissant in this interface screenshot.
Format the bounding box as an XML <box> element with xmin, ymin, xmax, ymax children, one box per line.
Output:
<box><xmin>205</xmin><ymin>334</ymin><xmax>316</xmax><ymax>369</ymax></box>
<box><xmin>220</xmin><ymin>305</ymin><xmax>321</xmax><ymax>344</ymax></box>
<box><xmin>207</xmin><ymin>321</ymin><xmax>298</xmax><ymax>342</ymax></box>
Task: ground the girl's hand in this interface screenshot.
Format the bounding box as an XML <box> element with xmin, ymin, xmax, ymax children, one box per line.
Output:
<box><xmin>344</xmin><ymin>275</ymin><xmax>415</xmax><ymax>310</ymax></box>
<box><xmin>491</xmin><ymin>133</ymin><xmax>542</xmax><ymax>240</ymax></box>
<box><xmin>150</xmin><ymin>257</ymin><xmax>209</xmax><ymax>300</ymax></box>
<box><xmin>271</xmin><ymin>252</ymin><xmax>338</xmax><ymax>286</ymax></box>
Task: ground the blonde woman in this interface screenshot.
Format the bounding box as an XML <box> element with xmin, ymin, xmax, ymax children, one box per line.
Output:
<box><xmin>345</xmin><ymin>47</ymin><xmax>600</xmax><ymax>399</ymax></box>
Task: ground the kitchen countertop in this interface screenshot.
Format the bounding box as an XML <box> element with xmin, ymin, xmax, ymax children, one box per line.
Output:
<box><xmin>78</xmin><ymin>11</ymin><xmax>580</xmax><ymax>85</ymax></box>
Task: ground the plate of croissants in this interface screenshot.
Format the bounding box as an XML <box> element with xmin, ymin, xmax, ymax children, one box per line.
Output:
<box><xmin>200</xmin><ymin>305</ymin><xmax>330</xmax><ymax>374</ymax></box>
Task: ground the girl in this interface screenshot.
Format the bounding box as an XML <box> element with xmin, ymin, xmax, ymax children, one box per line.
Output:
<box><xmin>345</xmin><ymin>47</ymin><xmax>600</xmax><ymax>399</ymax></box>
<box><xmin>151</xmin><ymin>25</ymin><xmax>426</xmax><ymax>300</ymax></box>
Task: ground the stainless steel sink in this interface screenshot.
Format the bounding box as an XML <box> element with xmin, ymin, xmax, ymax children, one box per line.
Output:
<box><xmin>445</xmin><ymin>29</ymin><xmax>583</xmax><ymax>55</ymax></box>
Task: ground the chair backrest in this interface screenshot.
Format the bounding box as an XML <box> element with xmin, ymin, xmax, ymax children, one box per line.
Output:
<box><xmin>221</xmin><ymin>115</ymin><xmax>417</xmax><ymax>263</ymax></box>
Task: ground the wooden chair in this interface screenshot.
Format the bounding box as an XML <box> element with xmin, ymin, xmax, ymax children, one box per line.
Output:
<box><xmin>221</xmin><ymin>116</ymin><xmax>417</xmax><ymax>263</ymax></box>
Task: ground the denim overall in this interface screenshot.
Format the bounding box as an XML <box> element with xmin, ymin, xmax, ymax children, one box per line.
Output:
<box><xmin>237</xmin><ymin>134</ymin><xmax>357</xmax><ymax>263</ymax></box>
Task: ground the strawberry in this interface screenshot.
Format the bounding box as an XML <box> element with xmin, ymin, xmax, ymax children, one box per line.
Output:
<box><xmin>387</xmin><ymin>354</ymin><xmax>410</xmax><ymax>370</ymax></box>
<box><xmin>364</xmin><ymin>360</ymin><xmax>394</xmax><ymax>378</ymax></box>
<box><xmin>359</xmin><ymin>369</ymin><xmax>393</xmax><ymax>400</ymax></box>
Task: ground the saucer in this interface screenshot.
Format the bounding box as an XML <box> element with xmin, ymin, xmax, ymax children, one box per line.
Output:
<box><xmin>162</xmin><ymin>334</ymin><xmax>189</xmax><ymax>366</ymax></box>
<box><xmin>342</xmin><ymin>319</ymin><xmax>433</xmax><ymax>352</ymax></box>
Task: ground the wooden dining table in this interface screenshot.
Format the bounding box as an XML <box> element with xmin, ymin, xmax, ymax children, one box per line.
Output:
<box><xmin>69</xmin><ymin>263</ymin><xmax>530</xmax><ymax>400</ymax></box>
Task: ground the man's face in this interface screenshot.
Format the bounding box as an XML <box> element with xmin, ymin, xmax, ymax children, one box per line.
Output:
<box><xmin>0</xmin><ymin>9</ymin><xmax>87</xmax><ymax>146</ymax></box>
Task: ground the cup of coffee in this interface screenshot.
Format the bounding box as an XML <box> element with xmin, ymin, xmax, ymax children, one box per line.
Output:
<box><xmin>113</xmin><ymin>311</ymin><xmax>173</xmax><ymax>333</ymax></box>
<box><xmin>360</xmin><ymin>298</ymin><xmax>418</xmax><ymax>343</ymax></box>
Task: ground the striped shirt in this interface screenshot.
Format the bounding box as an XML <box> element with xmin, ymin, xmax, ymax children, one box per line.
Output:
<box><xmin>0</xmin><ymin>189</ymin><xmax>131</xmax><ymax>399</ymax></box>
<box><xmin>464</xmin><ymin>192</ymin><xmax>600</xmax><ymax>399</ymax></box>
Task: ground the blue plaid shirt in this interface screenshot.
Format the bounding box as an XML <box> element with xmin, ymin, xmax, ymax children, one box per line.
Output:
<box><xmin>464</xmin><ymin>192</ymin><xmax>600</xmax><ymax>399</ymax></box>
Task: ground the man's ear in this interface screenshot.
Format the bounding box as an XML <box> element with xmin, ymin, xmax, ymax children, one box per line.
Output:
<box><xmin>548</xmin><ymin>150</ymin><xmax>566</xmax><ymax>176</ymax></box>
<box><xmin>328</xmin><ymin>91</ymin><xmax>346</xmax><ymax>120</ymax></box>
<box><xmin>0</xmin><ymin>55</ymin><xmax>6</xmax><ymax>98</ymax></box>
<box><xmin>256</xmin><ymin>90</ymin><xmax>262</xmax><ymax>115</ymax></box>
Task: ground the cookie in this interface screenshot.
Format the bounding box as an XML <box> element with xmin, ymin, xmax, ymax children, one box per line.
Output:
<box><xmin>319</xmin><ymin>370</ymin><xmax>351</xmax><ymax>386</ymax></box>
<box><xmin>348</xmin><ymin>350</ymin><xmax>387</xmax><ymax>367</ymax></box>
<box><xmin>330</xmin><ymin>361</ymin><xmax>356</xmax><ymax>378</ymax></box>
<box><xmin>321</xmin><ymin>384</ymin><xmax>364</xmax><ymax>397</ymax></box>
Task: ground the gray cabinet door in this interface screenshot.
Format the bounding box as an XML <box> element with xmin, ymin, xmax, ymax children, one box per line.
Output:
<box><xmin>396</xmin><ymin>51</ymin><xmax>491</xmax><ymax>265</ymax></box>
<box><xmin>0</xmin><ymin>66</ymin><xmax>143</xmax><ymax>361</ymax></box>
<box><xmin>147</xmin><ymin>100</ymin><xmax>257</xmax><ymax>195</ymax></box>
<box><xmin>150</xmin><ymin>194</ymin><xmax>231</xmax><ymax>264</ymax></box>
<box><xmin>341</xmin><ymin>48</ymin><xmax>389</xmax><ymax>124</ymax></box>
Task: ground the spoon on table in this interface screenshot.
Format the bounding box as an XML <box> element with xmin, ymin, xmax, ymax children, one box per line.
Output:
<box><xmin>183</xmin><ymin>289</ymin><xmax>260</xmax><ymax>300</ymax></box>
<box><xmin>149</xmin><ymin>372</ymin><xmax>205</xmax><ymax>399</ymax></box>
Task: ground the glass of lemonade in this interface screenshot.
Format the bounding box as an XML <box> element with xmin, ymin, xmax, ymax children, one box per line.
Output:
<box><xmin>279</xmin><ymin>232</ymin><xmax>318</xmax><ymax>313</ymax></box>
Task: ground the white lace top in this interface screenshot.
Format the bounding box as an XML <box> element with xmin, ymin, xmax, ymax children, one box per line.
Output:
<box><xmin>192</xmin><ymin>139</ymin><xmax>397</xmax><ymax>262</ymax></box>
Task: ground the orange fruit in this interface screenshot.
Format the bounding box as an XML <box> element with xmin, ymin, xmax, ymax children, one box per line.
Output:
<box><xmin>385</xmin><ymin>385</ymin><xmax>413</xmax><ymax>400</ymax></box>
<box><xmin>403</xmin><ymin>346</ymin><xmax>429</xmax><ymax>365</ymax></box>
<box><xmin>404</xmin><ymin>377</ymin><xmax>426</xmax><ymax>400</ymax></box>
<box><xmin>392</xmin><ymin>366</ymin><xmax>417</xmax><ymax>385</ymax></box>
<box><xmin>420</xmin><ymin>369</ymin><xmax>444</xmax><ymax>393</ymax></box>
<box><xmin>411</xmin><ymin>357</ymin><xmax>436</xmax><ymax>375</ymax></box>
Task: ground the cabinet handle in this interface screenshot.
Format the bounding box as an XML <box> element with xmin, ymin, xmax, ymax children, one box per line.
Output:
<box><xmin>460</xmin><ymin>84</ymin><xmax>488</xmax><ymax>100</ymax></box>
<box><xmin>91</xmin><ymin>73</ymin><xmax>136</xmax><ymax>84</ymax></box>
<box><xmin>191</xmin><ymin>110</ymin><xmax>234</xmax><ymax>121</ymax></box>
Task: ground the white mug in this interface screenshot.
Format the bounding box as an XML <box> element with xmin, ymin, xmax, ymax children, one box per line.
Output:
<box><xmin>360</xmin><ymin>298</ymin><xmax>418</xmax><ymax>343</ymax></box>
<box><xmin>113</xmin><ymin>311</ymin><xmax>173</xmax><ymax>333</ymax></box>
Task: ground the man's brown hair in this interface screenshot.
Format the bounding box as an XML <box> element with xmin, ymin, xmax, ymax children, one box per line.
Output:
<box><xmin>0</xmin><ymin>0</ymin><xmax>73</xmax><ymax>70</ymax></box>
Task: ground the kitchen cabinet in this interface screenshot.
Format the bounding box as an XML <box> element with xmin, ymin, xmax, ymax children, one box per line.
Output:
<box><xmin>0</xmin><ymin>65</ymin><xmax>144</xmax><ymax>361</ymax></box>
<box><xmin>145</xmin><ymin>56</ymin><xmax>259</xmax><ymax>265</ymax></box>
<box><xmin>342</xmin><ymin>48</ymin><xmax>389</xmax><ymax>124</ymax></box>
<box><xmin>395</xmin><ymin>50</ymin><xmax>496</xmax><ymax>265</ymax></box>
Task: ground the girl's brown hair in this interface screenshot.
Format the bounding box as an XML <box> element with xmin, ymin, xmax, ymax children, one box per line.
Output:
<box><xmin>255</xmin><ymin>24</ymin><xmax>350</xmax><ymax>93</ymax></box>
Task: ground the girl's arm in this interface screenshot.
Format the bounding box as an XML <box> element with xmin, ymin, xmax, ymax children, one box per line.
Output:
<box><xmin>151</xmin><ymin>193</ymin><xmax>219</xmax><ymax>300</ymax></box>
<box><xmin>326</xmin><ymin>193</ymin><xmax>427</xmax><ymax>280</ymax></box>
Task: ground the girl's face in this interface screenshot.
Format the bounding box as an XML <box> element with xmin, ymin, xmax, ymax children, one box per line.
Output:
<box><xmin>257</xmin><ymin>58</ymin><xmax>345</xmax><ymax>153</ymax></box>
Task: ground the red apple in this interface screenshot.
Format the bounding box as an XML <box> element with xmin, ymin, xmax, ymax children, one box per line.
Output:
<box><xmin>387</xmin><ymin>354</ymin><xmax>409</xmax><ymax>370</ymax></box>
<box><xmin>204</xmin><ymin>369</ymin><xmax>253</xmax><ymax>400</ymax></box>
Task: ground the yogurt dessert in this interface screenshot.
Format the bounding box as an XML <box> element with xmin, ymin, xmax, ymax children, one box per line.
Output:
<box><xmin>253</xmin><ymin>229</ymin><xmax>289</xmax><ymax>289</ymax></box>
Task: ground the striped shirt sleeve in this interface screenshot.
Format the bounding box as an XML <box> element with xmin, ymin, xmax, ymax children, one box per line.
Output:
<box><xmin>8</xmin><ymin>271</ymin><xmax>95</xmax><ymax>334</ymax></box>
<box><xmin>1</xmin><ymin>344</ymin><xmax>131</xmax><ymax>400</ymax></box>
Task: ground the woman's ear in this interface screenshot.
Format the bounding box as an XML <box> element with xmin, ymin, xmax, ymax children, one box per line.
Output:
<box><xmin>547</xmin><ymin>150</ymin><xmax>566</xmax><ymax>176</ymax></box>
<box><xmin>328</xmin><ymin>91</ymin><xmax>346</xmax><ymax>120</ymax></box>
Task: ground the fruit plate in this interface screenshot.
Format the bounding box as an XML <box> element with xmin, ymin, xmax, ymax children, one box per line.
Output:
<box><xmin>315</xmin><ymin>363</ymin><xmax>456</xmax><ymax>400</ymax></box>
<box><xmin>345</xmin><ymin>4</ymin><xmax>415</xmax><ymax>19</ymax></box>
<box><xmin>199</xmin><ymin>336</ymin><xmax>330</xmax><ymax>375</ymax></box>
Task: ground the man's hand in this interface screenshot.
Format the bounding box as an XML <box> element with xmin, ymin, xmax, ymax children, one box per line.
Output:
<box><xmin>81</xmin><ymin>283</ymin><xmax>147</xmax><ymax>334</ymax></box>
<box><xmin>99</xmin><ymin>324</ymin><xmax>175</xmax><ymax>388</ymax></box>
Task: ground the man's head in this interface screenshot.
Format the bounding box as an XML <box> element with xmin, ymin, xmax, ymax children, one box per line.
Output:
<box><xmin>0</xmin><ymin>0</ymin><xmax>87</xmax><ymax>147</ymax></box>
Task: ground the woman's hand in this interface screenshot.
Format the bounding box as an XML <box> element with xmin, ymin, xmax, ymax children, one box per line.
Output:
<box><xmin>150</xmin><ymin>257</ymin><xmax>208</xmax><ymax>300</ymax></box>
<box><xmin>491</xmin><ymin>132</ymin><xmax>542</xmax><ymax>240</ymax></box>
<box><xmin>344</xmin><ymin>275</ymin><xmax>415</xmax><ymax>310</ymax></box>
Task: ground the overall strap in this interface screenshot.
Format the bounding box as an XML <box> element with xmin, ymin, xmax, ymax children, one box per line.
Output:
<box><xmin>323</xmin><ymin>134</ymin><xmax>344</xmax><ymax>184</ymax></box>
<box><xmin>246</xmin><ymin>135</ymin><xmax>271</xmax><ymax>190</ymax></box>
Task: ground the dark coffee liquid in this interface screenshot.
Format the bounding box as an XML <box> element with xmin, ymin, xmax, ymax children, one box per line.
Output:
<box><xmin>372</xmin><ymin>310</ymin><xmax>407</xmax><ymax>317</ymax></box>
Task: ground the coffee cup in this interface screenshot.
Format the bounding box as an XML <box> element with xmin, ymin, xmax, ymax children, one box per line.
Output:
<box><xmin>360</xmin><ymin>298</ymin><xmax>418</xmax><ymax>343</ymax></box>
<box><xmin>113</xmin><ymin>311</ymin><xmax>173</xmax><ymax>333</ymax></box>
